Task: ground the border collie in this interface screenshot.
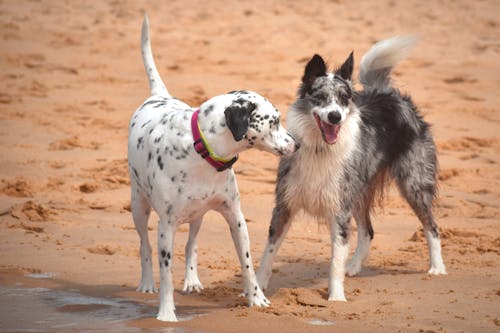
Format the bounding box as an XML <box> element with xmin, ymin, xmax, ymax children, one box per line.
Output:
<box><xmin>257</xmin><ymin>36</ymin><xmax>446</xmax><ymax>301</ymax></box>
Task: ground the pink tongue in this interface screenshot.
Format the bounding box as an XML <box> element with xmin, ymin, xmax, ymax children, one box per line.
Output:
<box><xmin>321</xmin><ymin>121</ymin><xmax>340</xmax><ymax>144</ymax></box>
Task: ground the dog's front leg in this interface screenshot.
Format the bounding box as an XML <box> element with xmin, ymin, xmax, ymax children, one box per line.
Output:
<box><xmin>156</xmin><ymin>215</ymin><xmax>177</xmax><ymax>321</ymax></box>
<box><xmin>219</xmin><ymin>201</ymin><xmax>270</xmax><ymax>308</ymax></box>
<box><xmin>257</xmin><ymin>204</ymin><xmax>293</xmax><ymax>291</ymax></box>
<box><xmin>328</xmin><ymin>213</ymin><xmax>351</xmax><ymax>301</ymax></box>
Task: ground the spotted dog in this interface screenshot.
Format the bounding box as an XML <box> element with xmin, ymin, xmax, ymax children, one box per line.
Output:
<box><xmin>127</xmin><ymin>15</ymin><xmax>298</xmax><ymax>321</ymax></box>
<box><xmin>257</xmin><ymin>36</ymin><xmax>446</xmax><ymax>302</ymax></box>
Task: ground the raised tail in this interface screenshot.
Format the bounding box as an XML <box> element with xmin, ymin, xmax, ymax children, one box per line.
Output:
<box><xmin>141</xmin><ymin>14</ymin><xmax>171</xmax><ymax>97</ymax></box>
<box><xmin>359</xmin><ymin>35</ymin><xmax>418</xmax><ymax>90</ymax></box>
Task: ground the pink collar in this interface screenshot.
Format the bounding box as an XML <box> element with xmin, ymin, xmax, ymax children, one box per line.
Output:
<box><xmin>191</xmin><ymin>109</ymin><xmax>238</xmax><ymax>172</ymax></box>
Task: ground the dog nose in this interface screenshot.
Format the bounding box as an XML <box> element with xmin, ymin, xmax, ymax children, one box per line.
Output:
<box><xmin>328</xmin><ymin>111</ymin><xmax>342</xmax><ymax>124</ymax></box>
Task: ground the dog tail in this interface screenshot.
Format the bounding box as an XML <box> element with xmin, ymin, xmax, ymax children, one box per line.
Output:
<box><xmin>141</xmin><ymin>13</ymin><xmax>171</xmax><ymax>97</ymax></box>
<box><xmin>359</xmin><ymin>35</ymin><xmax>418</xmax><ymax>90</ymax></box>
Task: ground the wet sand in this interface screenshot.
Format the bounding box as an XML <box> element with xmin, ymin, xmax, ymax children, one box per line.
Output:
<box><xmin>0</xmin><ymin>1</ymin><xmax>499</xmax><ymax>332</ymax></box>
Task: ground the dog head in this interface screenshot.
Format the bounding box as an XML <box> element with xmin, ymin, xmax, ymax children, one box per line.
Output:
<box><xmin>223</xmin><ymin>91</ymin><xmax>298</xmax><ymax>156</ymax></box>
<box><xmin>297</xmin><ymin>53</ymin><xmax>354</xmax><ymax>144</ymax></box>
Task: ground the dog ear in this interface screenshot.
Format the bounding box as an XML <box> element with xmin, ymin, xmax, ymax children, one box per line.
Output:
<box><xmin>302</xmin><ymin>54</ymin><xmax>327</xmax><ymax>85</ymax></box>
<box><xmin>336</xmin><ymin>51</ymin><xmax>354</xmax><ymax>81</ymax></box>
<box><xmin>224</xmin><ymin>100</ymin><xmax>256</xmax><ymax>141</ymax></box>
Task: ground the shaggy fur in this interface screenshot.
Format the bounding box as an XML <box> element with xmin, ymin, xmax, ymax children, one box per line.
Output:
<box><xmin>257</xmin><ymin>36</ymin><xmax>446</xmax><ymax>302</ymax></box>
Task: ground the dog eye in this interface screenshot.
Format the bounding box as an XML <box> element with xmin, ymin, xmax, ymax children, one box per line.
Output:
<box><xmin>338</xmin><ymin>91</ymin><xmax>351</xmax><ymax>106</ymax></box>
<box><xmin>310</xmin><ymin>93</ymin><xmax>326</xmax><ymax>105</ymax></box>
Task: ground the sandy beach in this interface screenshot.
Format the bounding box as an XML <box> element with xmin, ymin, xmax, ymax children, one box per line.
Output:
<box><xmin>0</xmin><ymin>1</ymin><xmax>499</xmax><ymax>332</ymax></box>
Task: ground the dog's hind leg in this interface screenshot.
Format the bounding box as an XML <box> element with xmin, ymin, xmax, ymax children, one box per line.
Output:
<box><xmin>182</xmin><ymin>219</ymin><xmax>204</xmax><ymax>293</ymax></box>
<box><xmin>157</xmin><ymin>214</ymin><xmax>177</xmax><ymax>321</ymax></box>
<box><xmin>347</xmin><ymin>198</ymin><xmax>374</xmax><ymax>277</ymax></box>
<box><xmin>394</xmin><ymin>145</ymin><xmax>446</xmax><ymax>275</ymax></box>
<box><xmin>256</xmin><ymin>204</ymin><xmax>293</xmax><ymax>291</ymax></box>
<box><xmin>131</xmin><ymin>186</ymin><xmax>157</xmax><ymax>293</ymax></box>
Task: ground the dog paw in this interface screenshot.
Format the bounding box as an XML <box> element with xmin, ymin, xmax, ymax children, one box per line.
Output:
<box><xmin>428</xmin><ymin>265</ymin><xmax>447</xmax><ymax>275</ymax></box>
<box><xmin>247</xmin><ymin>287</ymin><xmax>270</xmax><ymax>307</ymax></box>
<box><xmin>136</xmin><ymin>280</ymin><xmax>158</xmax><ymax>293</ymax></box>
<box><xmin>328</xmin><ymin>292</ymin><xmax>347</xmax><ymax>302</ymax></box>
<box><xmin>346</xmin><ymin>260</ymin><xmax>362</xmax><ymax>277</ymax></box>
<box><xmin>182</xmin><ymin>277</ymin><xmax>204</xmax><ymax>294</ymax></box>
<box><xmin>156</xmin><ymin>309</ymin><xmax>177</xmax><ymax>322</ymax></box>
<box><xmin>328</xmin><ymin>280</ymin><xmax>347</xmax><ymax>301</ymax></box>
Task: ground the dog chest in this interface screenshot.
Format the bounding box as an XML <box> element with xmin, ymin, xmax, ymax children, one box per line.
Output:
<box><xmin>283</xmin><ymin>148</ymin><xmax>345</xmax><ymax>216</ymax></box>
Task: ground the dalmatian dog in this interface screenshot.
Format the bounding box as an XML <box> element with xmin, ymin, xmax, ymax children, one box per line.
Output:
<box><xmin>127</xmin><ymin>15</ymin><xmax>298</xmax><ymax>321</ymax></box>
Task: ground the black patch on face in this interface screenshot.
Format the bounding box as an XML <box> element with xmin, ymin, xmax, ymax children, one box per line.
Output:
<box><xmin>224</xmin><ymin>98</ymin><xmax>256</xmax><ymax>141</ymax></box>
<box><xmin>334</xmin><ymin>80</ymin><xmax>352</xmax><ymax>107</ymax></box>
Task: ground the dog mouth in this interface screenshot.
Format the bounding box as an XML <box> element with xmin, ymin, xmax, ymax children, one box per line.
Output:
<box><xmin>313</xmin><ymin>114</ymin><xmax>341</xmax><ymax>144</ymax></box>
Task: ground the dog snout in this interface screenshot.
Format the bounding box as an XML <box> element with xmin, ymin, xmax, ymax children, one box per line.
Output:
<box><xmin>328</xmin><ymin>111</ymin><xmax>342</xmax><ymax>124</ymax></box>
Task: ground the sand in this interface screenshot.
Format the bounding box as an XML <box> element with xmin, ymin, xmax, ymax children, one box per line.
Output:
<box><xmin>0</xmin><ymin>0</ymin><xmax>499</xmax><ymax>332</ymax></box>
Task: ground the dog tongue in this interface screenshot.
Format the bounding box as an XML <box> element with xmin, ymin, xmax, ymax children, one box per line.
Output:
<box><xmin>321</xmin><ymin>121</ymin><xmax>341</xmax><ymax>144</ymax></box>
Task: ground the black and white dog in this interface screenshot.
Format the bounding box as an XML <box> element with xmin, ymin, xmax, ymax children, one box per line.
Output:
<box><xmin>128</xmin><ymin>15</ymin><xmax>297</xmax><ymax>321</ymax></box>
<box><xmin>257</xmin><ymin>36</ymin><xmax>446</xmax><ymax>302</ymax></box>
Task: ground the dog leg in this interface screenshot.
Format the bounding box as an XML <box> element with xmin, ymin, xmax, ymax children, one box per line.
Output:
<box><xmin>156</xmin><ymin>215</ymin><xmax>177</xmax><ymax>321</ymax></box>
<box><xmin>328</xmin><ymin>214</ymin><xmax>351</xmax><ymax>301</ymax></box>
<box><xmin>394</xmin><ymin>153</ymin><xmax>446</xmax><ymax>275</ymax></box>
<box><xmin>411</xmin><ymin>205</ymin><xmax>446</xmax><ymax>275</ymax></box>
<box><xmin>183</xmin><ymin>219</ymin><xmax>204</xmax><ymax>293</ymax></box>
<box><xmin>408</xmin><ymin>197</ymin><xmax>446</xmax><ymax>275</ymax></box>
<box><xmin>257</xmin><ymin>205</ymin><xmax>293</xmax><ymax>290</ymax></box>
<box><xmin>219</xmin><ymin>202</ymin><xmax>270</xmax><ymax>308</ymax></box>
<box><xmin>347</xmin><ymin>203</ymin><xmax>374</xmax><ymax>277</ymax></box>
<box><xmin>131</xmin><ymin>187</ymin><xmax>157</xmax><ymax>293</ymax></box>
